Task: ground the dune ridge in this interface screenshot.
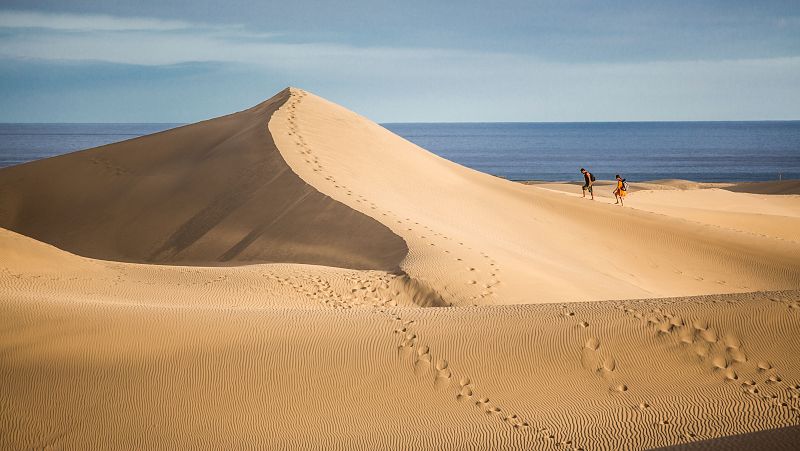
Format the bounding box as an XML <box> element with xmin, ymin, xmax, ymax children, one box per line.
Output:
<box><xmin>2</xmin><ymin>87</ymin><xmax>799</xmax><ymax>449</ymax></box>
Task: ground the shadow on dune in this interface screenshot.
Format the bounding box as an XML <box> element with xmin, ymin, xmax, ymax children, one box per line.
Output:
<box><xmin>391</xmin><ymin>273</ymin><xmax>448</xmax><ymax>307</ymax></box>
<box><xmin>653</xmin><ymin>425</ymin><xmax>800</xmax><ymax>451</ymax></box>
<box><xmin>0</xmin><ymin>88</ymin><xmax>407</xmax><ymax>271</ymax></box>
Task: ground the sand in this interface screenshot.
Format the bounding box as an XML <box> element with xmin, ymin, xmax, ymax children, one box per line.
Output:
<box><xmin>532</xmin><ymin>181</ymin><xmax>800</xmax><ymax>243</ymax></box>
<box><xmin>1</xmin><ymin>87</ymin><xmax>799</xmax><ymax>449</ymax></box>
<box><xmin>0</xmin><ymin>89</ymin><xmax>406</xmax><ymax>270</ymax></box>
<box><xmin>724</xmin><ymin>180</ymin><xmax>800</xmax><ymax>195</ymax></box>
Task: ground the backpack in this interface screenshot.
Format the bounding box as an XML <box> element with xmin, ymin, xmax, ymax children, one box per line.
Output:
<box><xmin>589</xmin><ymin>172</ymin><xmax>596</xmax><ymax>182</ymax></box>
<box><xmin>621</xmin><ymin>179</ymin><xmax>629</xmax><ymax>191</ymax></box>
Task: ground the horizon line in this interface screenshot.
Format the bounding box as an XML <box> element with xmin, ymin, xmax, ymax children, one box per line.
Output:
<box><xmin>2</xmin><ymin>119</ymin><xmax>800</xmax><ymax>125</ymax></box>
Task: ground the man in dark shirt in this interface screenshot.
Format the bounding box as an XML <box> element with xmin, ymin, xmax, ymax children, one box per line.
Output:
<box><xmin>580</xmin><ymin>168</ymin><xmax>594</xmax><ymax>200</ymax></box>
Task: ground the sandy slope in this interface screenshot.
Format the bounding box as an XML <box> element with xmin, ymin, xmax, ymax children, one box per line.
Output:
<box><xmin>269</xmin><ymin>89</ymin><xmax>800</xmax><ymax>304</ymax></box>
<box><xmin>0</xmin><ymin>89</ymin><xmax>406</xmax><ymax>270</ymax></box>
<box><xmin>2</xmin><ymin>229</ymin><xmax>799</xmax><ymax>449</ymax></box>
<box><xmin>534</xmin><ymin>182</ymin><xmax>800</xmax><ymax>244</ymax></box>
<box><xmin>2</xmin><ymin>87</ymin><xmax>799</xmax><ymax>449</ymax></box>
<box><xmin>725</xmin><ymin>180</ymin><xmax>800</xmax><ymax>195</ymax></box>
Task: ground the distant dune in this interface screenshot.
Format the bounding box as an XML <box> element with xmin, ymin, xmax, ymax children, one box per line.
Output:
<box><xmin>724</xmin><ymin>180</ymin><xmax>800</xmax><ymax>195</ymax></box>
<box><xmin>1</xmin><ymin>87</ymin><xmax>799</xmax><ymax>449</ymax></box>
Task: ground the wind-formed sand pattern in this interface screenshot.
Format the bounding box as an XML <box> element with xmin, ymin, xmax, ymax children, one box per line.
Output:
<box><xmin>1</xmin><ymin>88</ymin><xmax>799</xmax><ymax>449</ymax></box>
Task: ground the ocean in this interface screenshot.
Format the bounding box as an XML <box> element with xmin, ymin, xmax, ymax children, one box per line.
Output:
<box><xmin>1</xmin><ymin>121</ymin><xmax>799</xmax><ymax>182</ymax></box>
<box><xmin>0</xmin><ymin>123</ymin><xmax>182</xmax><ymax>169</ymax></box>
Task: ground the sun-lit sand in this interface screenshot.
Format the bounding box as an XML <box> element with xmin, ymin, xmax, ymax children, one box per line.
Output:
<box><xmin>1</xmin><ymin>88</ymin><xmax>799</xmax><ymax>449</ymax></box>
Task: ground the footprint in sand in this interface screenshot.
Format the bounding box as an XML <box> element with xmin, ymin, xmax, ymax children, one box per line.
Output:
<box><xmin>457</xmin><ymin>385</ymin><xmax>474</xmax><ymax>401</ymax></box>
<box><xmin>414</xmin><ymin>345</ymin><xmax>432</xmax><ymax>375</ymax></box>
<box><xmin>503</xmin><ymin>414</ymin><xmax>528</xmax><ymax>429</ymax></box>
<box><xmin>742</xmin><ymin>380</ymin><xmax>760</xmax><ymax>396</ymax></box>
<box><xmin>434</xmin><ymin>359</ymin><xmax>452</xmax><ymax>388</ymax></box>
<box><xmin>582</xmin><ymin>336</ymin><xmax>628</xmax><ymax>393</ymax></box>
<box><xmin>699</xmin><ymin>328</ymin><xmax>718</xmax><ymax>343</ymax></box>
<box><xmin>456</xmin><ymin>377</ymin><xmax>473</xmax><ymax>401</ymax></box>
<box><xmin>767</xmin><ymin>374</ymin><xmax>783</xmax><ymax>384</ymax></box>
<box><xmin>397</xmin><ymin>333</ymin><xmax>417</xmax><ymax>357</ymax></box>
<box><xmin>621</xmin><ymin>303</ymin><xmax>795</xmax><ymax>416</ymax></box>
<box><xmin>728</xmin><ymin>348</ymin><xmax>747</xmax><ymax>364</ymax></box>
<box><xmin>486</xmin><ymin>406</ymin><xmax>502</xmax><ymax>416</ymax></box>
<box><xmin>710</xmin><ymin>354</ymin><xmax>728</xmax><ymax>370</ymax></box>
<box><xmin>602</xmin><ymin>355</ymin><xmax>617</xmax><ymax>373</ymax></box>
<box><xmin>581</xmin><ymin>337</ymin><xmax>602</xmax><ymax>371</ymax></box>
<box><xmin>611</xmin><ymin>384</ymin><xmax>628</xmax><ymax>393</ymax></box>
<box><xmin>678</xmin><ymin>327</ymin><xmax>695</xmax><ymax>344</ymax></box>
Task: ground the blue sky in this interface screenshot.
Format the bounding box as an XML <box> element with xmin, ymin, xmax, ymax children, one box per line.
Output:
<box><xmin>0</xmin><ymin>1</ymin><xmax>799</xmax><ymax>122</ymax></box>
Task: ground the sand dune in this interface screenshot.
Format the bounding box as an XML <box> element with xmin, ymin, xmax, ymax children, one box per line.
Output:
<box><xmin>269</xmin><ymin>89</ymin><xmax>800</xmax><ymax>304</ymax></box>
<box><xmin>2</xmin><ymin>228</ymin><xmax>798</xmax><ymax>449</ymax></box>
<box><xmin>0</xmin><ymin>89</ymin><xmax>406</xmax><ymax>270</ymax></box>
<box><xmin>1</xmin><ymin>87</ymin><xmax>799</xmax><ymax>449</ymax></box>
<box><xmin>623</xmin><ymin>188</ymin><xmax>800</xmax><ymax>243</ymax></box>
<box><xmin>724</xmin><ymin>180</ymin><xmax>800</xmax><ymax>195</ymax></box>
<box><xmin>533</xmin><ymin>182</ymin><xmax>800</xmax><ymax>243</ymax></box>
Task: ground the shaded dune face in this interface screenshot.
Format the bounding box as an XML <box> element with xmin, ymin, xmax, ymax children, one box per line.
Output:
<box><xmin>0</xmin><ymin>89</ymin><xmax>408</xmax><ymax>270</ymax></box>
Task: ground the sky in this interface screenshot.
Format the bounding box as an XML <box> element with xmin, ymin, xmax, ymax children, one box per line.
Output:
<box><xmin>0</xmin><ymin>1</ymin><xmax>799</xmax><ymax>122</ymax></box>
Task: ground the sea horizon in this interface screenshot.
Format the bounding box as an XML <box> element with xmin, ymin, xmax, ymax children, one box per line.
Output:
<box><xmin>2</xmin><ymin>120</ymin><xmax>799</xmax><ymax>183</ymax></box>
<box><xmin>2</xmin><ymin>119</ymin><xmax>800</xmax><ymax>124</ymax></box>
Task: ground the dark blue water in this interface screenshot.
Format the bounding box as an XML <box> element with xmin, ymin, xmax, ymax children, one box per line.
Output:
<box><xmin>1</xmin><ymin>122</ymin><xmax>798</xmax><ymax>182</ymax></box>
<box><xmin>0</xmin><ymin>123</ymin><xmax>182</xmax><ymax>168</ymax></box>
<box><xmin>386</xmin><ymin>121</ymin><xmax>800</xmax><ymax>182</ymax></box>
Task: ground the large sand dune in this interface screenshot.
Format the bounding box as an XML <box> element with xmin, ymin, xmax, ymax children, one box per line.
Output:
<box><xmin>269</xmin><ymin>89</ymin><xmax>800</xmax><ymax>304</ymax></box>
<box><xmin>0</xmin><ymin>89</ymin><xmax>406</xmax><ymax>270</ymax></box>
<box><xmin>1</xmin><ymin>87</ymin><xmax>799</xmax><ymax>449</ymax></box>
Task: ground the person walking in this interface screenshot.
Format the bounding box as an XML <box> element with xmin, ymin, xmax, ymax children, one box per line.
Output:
<box><xmin>613</xmin><ymin>174</ymin><xmax>628</xmax><ymax>206</ymax></box>
<box><xmin>580</xmin><ymin>168</ymin><xmax>595</xmax><ymax>200</ymax></box>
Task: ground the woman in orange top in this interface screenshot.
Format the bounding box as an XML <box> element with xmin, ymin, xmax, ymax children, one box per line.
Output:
<box><xmin>614</xmin><ymin>174</ymin><xmax>627</xmax><ymax>206</ymax></box>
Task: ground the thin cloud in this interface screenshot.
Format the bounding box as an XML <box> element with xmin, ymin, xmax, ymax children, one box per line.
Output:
<box><xmin>0</xmin><ymin>10</ymin><xmax>197</xmax><ymax>31</ymax></box>
<box><xmin>0</xmin><ymin>9</ymin><xmax>797</xmax><ymax>122</ymax></box>
<box><xmin>0</xmin><ymin>11</ymin><xmax>473</xmax><ymax>69</ymax></box>
<box><xmin>1</xmin><ymin>9</ymin><xmax>797</xmax><ymax>71</ymax></box>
